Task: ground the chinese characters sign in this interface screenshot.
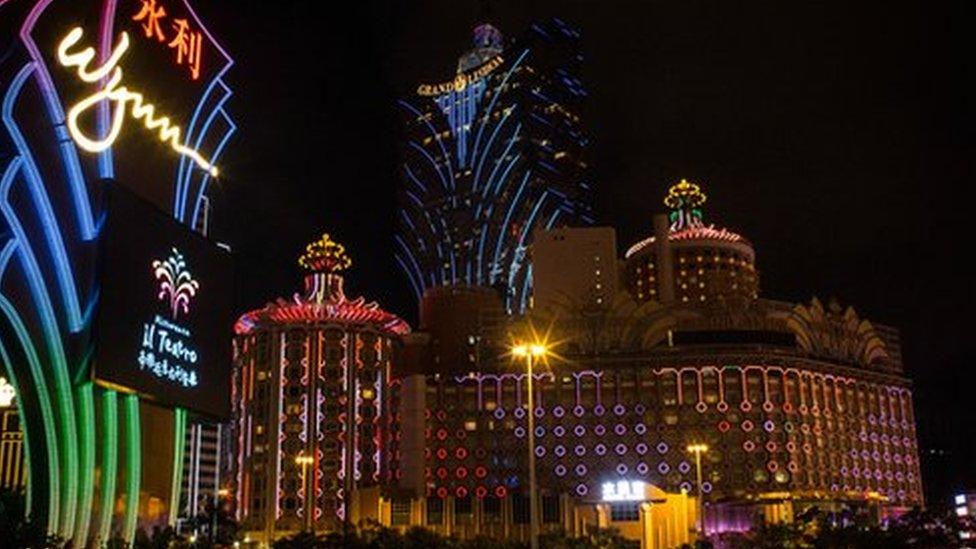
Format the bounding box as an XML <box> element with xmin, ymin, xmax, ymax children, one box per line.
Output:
<box><xmin>132</xmin><ymin>0</ymin><xmax>203</xmax><ymax>80</ymax></box>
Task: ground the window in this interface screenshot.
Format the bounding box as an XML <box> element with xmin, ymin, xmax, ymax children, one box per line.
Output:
<box><xmin>426</xmin><ymin>497</ymin><xmax>444</xmax><ymax>525</ymax></box>
<box><xmin>455</xmin><ymin>496</ymin><xmax>473</xmax><ymax>524</ymax></box>
<box><xmin>513</xmin><ymin>494</ymin><xmax>530</xmax><ymax>524</ymax></box>
<box><xmin>391</xmin><ymin>499</ymin><xmax>411</xmax><ymax>526</ymax></box>
<box><xmin>483</xmin><ymin>496</ymin><xmax>501</xmax><ymax>522</ymax></box>
<box><xmin>610</xmin><ymin>502</ymin><xmax>640</xmax><ymax>522</ymax></box>
<box><xmin>543</xmin><ymin>495</ymin><xmax>560</xmax><ymax>523</ymax></box>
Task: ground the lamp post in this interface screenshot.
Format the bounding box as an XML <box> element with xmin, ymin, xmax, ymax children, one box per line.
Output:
<box><xmin>296</xmin><ymin>452</ymin><xmax>314</xmax><ymax>532</ymax></box>
<box><xmin>512</xmin><ymin>342</ymin><xmax>547</xmax><ymax>549</ymax></box>
<box><xmin>686</xmin><ymin>443</ymin><xmax>709</xmax><ymax>539</ymax></box>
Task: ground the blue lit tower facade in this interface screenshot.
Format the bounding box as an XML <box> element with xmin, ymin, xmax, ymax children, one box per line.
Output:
<box><xmin>396</xmin><ymin>19</ymin><xmax>593</xmax><ymax>313</ymax></box>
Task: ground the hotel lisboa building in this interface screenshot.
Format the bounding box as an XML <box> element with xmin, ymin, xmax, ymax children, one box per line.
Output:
<box><xmin>230</xmin><ymin>181</ymin><xmax>921</xmax><ymax>547</ymax></box>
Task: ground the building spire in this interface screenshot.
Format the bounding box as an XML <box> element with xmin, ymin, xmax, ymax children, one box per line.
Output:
<box><xmin>664</xmin><ymin>178</ymin><xmax>707</xmax><ymax>232</ymax></box>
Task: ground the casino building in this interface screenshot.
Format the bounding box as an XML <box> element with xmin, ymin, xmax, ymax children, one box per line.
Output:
<box><xmin>392</xmin><ymin>180</ymin><xmax>921</xmax><ymax>545</ymax></box>
<box><xmin>230</xmin><ymin>182</ymin><xmax>922</xmax><ymax>547</ymax></box>
<box><xmin>231</xmin><ymin>235</ymin><xmax>410</xmax><ymax>542</ymax></box>
<box><xmin>396</xmin><ymin>18</ymin><xmax>594</xmax><ymax>314</ymax></box>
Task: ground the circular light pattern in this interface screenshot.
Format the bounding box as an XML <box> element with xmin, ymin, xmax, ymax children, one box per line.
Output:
<box><xmin>475</xmin><ymin>466</ymin><xmax>487</xmax><ymax>478</ymax></box>
<box><xmin>657</xmin><ymin>442</ymin><xmax>669</xmax><ymax>454</ymax></box>
<box><xmin>680</xmin><ymin>481</ymin><xmax>692</xmax><ymax>493</ymax></box>
<box><xmin>574</xmin><ymin>425</ymin><xmax>586</xmax><ymax>437</ymax></box>
<box><xmin>576</xmin><ymin>484</ymin><xmax>588</xmax><ymax>496</ymax></box>
<box><xmin>743</xmin><ymin>440</ymin><xmax>755</xmax><ymax>452</ymax></box>
<box><xmin>575</xmin><ymin>464</ymin><xmax>588</xmax><ymax>476</ymax></box>
<box><xmin>555</xmin><ymin>445</ymin><xmax>567</xmax><ymax>457</ymax></box>
<box><xmin>535</xmin><ymin>407</ymin><xmax>545</xmax><ymax>418</ymax></box>
<box><xmin>613</xmin><ymin>404</ymin><xmax>626</xmax><ymax>416</ymax></box>
<box><xmin>614</xmin><ymin>424</ymin><xmax>627</xmax><ymax>436</ymax></box>
<box><xmin>553</xmin><ymin>406</ymin><xmax>565</xmax><ymax>418</ymax></box>
<box><xmin>741</xmin><ymin>420</ymin><xmax>754</xmax><ymax>432</ymax></box>
<box><xmin>634</xmin><ymin>423</ymin><xmax>647</xmax><ymax>435</ymax></box>
<box><xmin>594</xmin><ymin>404</ymin><xmax>606</xmax><ymax>416</ymax></box>
<box><xmin>717</xmin><ymin>401</ymin><xmax>729</xmax><ymax>412</ymax></box>
<box><xmin>475</xmin><ymin>486</ymin><xmax>488</xmax><ymax>498</ymax></box>
<box><xmin>702</xmin><ymin>481</ymin><xmax>713</xmax><ymax>493</ymax></box>
<box><xmin>535</xmin><ymin>446</ymin><xmax>546</xmax><ymax>457</ymax></box>
<box><xmin>718</xmin><ymin>421</ymin><xmax>731</xmax><ymax>433</ymax></box>
<box><xmin>573</xmin><ymin>405</ymin><xmax>585</xmax><ymax>417</ymax></box>
<box><xmin>514</xmin><ymin>407</ymin><xmax>526</xmax><ymax>419</ymax></box>
<box><xmin>678</xmin><ymin>461</ymin><xmax>691</xmax><ymax>474</ymax></box>
<box><xmin>615</xmin><ymin>444</ymin><xmax>627</xmax><ymax>455</ymax></box>
<box><xmin>658</xmin><ymin>462</ymin><xmax>670</xmax><ymax>474</ymax></box>
<box><xmin>514</xmin><ymin>427</ymin><xmax>525</xmax><ymax>438</ymax></box>
<box><xmin>763</xmin><ymin>420</ymin><xmax>775</xmax><ymax>433</ymax></box>
<box><xmin>616</xmin><ymin>463</ymin><xmax>628</xmax><ymax>475</ymax></box>
<box><xmin>696</xmin><ymin>402</ymin><xmax>708</xmax><ymax>413</ymax></box>
<box><xmin>575</xmin><ymin>445</ymin><xmax>586</xmax><ymax>456</ymax></box>
<box><xmin>634</xmin><ymin>403</ymin><xmax>647</xmax><ymax>415</ymax></box>
<box><xmin>554</xmin><ymin>464</ymin><xmax>567</xmax><ymax>477</ymax></box>
<box><xmin>493</xmin><ymin>408</ymin><xmax>505</xmax><ymax>419</ymax></box>
<box><xmin>636</xmin><ymin>443</ymin><xmax>649</xmax><ymax>455</ymax></box>
<box><xmin>594</xmin><ymin>425</ymin><xmax>607</xmax><ymax>436</ymax></box>
<box><xmin>553</xmin><ymin>425</ymin><xmax>566</xmax><ymax>437</ymax></box>
<box><xmin>637</xmin><ymin>462</ymin><xmax>649</xmax><ymax>475</ymax></box>
<box><xmin>535</xmin><ymin>426</ymin><xmax>546</xmax><ymax>437</ymax></box>
<box><xmin>495</xmin><ymin>486</ymin><xmax>507</xmax><ymax>498</ymax></box>
<box><xmin>595</xmin><ymin>444</ymin><xmax>607</xmax><ymax>456</ymax></box>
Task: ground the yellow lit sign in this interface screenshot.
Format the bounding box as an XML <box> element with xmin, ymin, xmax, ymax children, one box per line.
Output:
<box><xmin>57</xmin><ymin>27</ymin><xmax>218</xmax><ymax>176</ymax></box>
<box><xmin>417</xmin><ymin>55</ymin><xmax>504</xmax><ymax>96</ymax></box>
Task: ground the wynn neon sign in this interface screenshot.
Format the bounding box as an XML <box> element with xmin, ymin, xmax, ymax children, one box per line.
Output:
<box><xmin>56</xmin><ymin>27</ymin><xmax>218</xmax><ymax>176</ymax></box>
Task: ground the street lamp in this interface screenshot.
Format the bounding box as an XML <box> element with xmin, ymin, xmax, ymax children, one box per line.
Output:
<box><xmin>296</xmin><ymin>452</ymin><xmax>315</xmax><ymax>532</ymax></box>
<box><xmin>512</xmin><ymin>342</ymin><xmax>548</xmax><ymax>549</ymax></box>
<box><xmin>686</xmin><ymin>443</ymin><xmax>709</xmax><ymax>538</ymax></box>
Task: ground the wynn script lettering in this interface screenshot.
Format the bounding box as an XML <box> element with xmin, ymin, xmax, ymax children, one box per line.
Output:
<box><xmin>56</xmin><ymin>27</ymin><xmax>218</xmax><ymax>175</ymax></box>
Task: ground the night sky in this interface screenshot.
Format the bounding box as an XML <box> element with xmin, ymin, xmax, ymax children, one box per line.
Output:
<box><xmin>195</xmin><ymin>1</ymin><xmax>972</xmax><ymax>507</ymax></box>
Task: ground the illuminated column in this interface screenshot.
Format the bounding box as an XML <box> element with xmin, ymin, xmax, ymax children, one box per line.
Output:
<box><xmin>640</xmin><ymin>502</ymin><xmax>654</xmax><ymax>549</ymax></box>
<box><xmin>653</xmin><ymin>214</ymin><xmax>674</xmax><ymax>303</ymax></box>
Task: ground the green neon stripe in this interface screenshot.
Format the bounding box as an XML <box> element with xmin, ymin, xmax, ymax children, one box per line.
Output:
<box><xmin>168</xmin><ymin>408</ymin><xmax>187</xmax><ymax>525</ymax></box>
<box><xmin>0</xmin><ymin>296</ymin><xmax>61</xmax><ymax>533</ymax></box>
<box><xmin>122</xmin><ymin>395</ymin><xmax>141</xmax><ymax>544</ymax></box>
<box><xmin>97</xmin><ymin>390</ymin><xmax>118</xmax><ymax>545</ymax></box>
<box><xmin>72</xmin><ymin>383</ymin><xmax>95</xmax><ymax>546</ymax></box>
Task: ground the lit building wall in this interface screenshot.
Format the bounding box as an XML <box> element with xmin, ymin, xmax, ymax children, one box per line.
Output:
<box><xmin>396</xmin><ymin>19</ymin><xmax>593</xmax><ymax>314</ymax></box>
<box><xmin>231</xmin><ymin>236</ymin><xmax>409</xmax><ymax>542</ymax></box>
<box><xmin>532</xmin><ymin>226</ymin><xmax>617</xmax><ymax>312</ymax></box>
<box><xmin>1</xmin><ymin>377</ymin><xmax>26</xmax><ymax>489</ymax></box>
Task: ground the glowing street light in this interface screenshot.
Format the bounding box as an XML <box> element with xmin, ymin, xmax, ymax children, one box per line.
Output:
<box><xmin>511</xmin><ymin>341</ymin><xmax>548</xmax><ymax>549</ymax></box>
<box><xmin>686</xmin><ymin>443</ymin><xmax>709</xmax><ymax>538</ymax></box>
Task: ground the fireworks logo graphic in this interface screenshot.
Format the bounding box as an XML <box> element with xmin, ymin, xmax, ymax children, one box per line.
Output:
<box><xmin>152</xmin><ymin>248</ymin><xmax>200</xmax><ymax>319</ymax></box>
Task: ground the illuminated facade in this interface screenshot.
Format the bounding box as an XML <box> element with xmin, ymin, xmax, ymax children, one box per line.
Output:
<box><xmin>0</xmin><ymin>377</ymin><xmax>27</xmax><ymax>489</ymax></box>
<box><xmin>396</xmin><ymin>19</ymin><xmax>593</xmax><ymax>313</ymax></box>
<box><xmin>387</xmin><ymin>181</ymin><xmax>921</xmax><ymax>545</ymax></box>
<box><xmin>0</xmin><ymin>0</ymin><xmax>234</xmax><ymax>544</ymax></box>
<box><xmin>232</xmin><ymin>235</ymin><xmax>409</xmax><ymax>542</ymax></box>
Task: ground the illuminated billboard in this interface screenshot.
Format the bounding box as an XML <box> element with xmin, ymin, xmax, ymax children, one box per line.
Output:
<box><xmin>94</xmin><ymin>182</ymin><xmax>233</xmax><ymax>418</ymax></box>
